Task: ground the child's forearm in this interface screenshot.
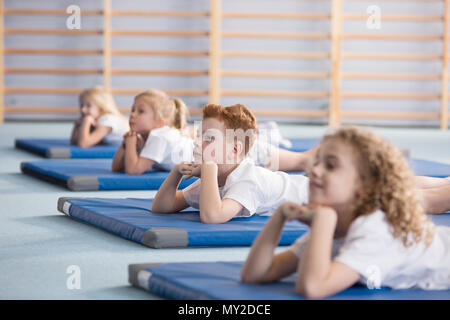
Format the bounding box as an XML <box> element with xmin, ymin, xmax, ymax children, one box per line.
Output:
<box><xmin>123</xmin><ymin>141</ymin><xmax>141</xmax><ymax>174</ymax></box>
<box><xmin>296</xmin><ymin>209</ymin><xmax>337</xmax><ymax>295</ymax></box>
<box><xmin>199</xmin><ymin>163</ymin><xmax>223</xmax><ymax>223</ymax></box>
<box><xmin>111</xmin><ymin>144</ymin><xmax>125</xmax><ymax>172</ymax></box>
<box><xmin>70</xmin><ymin>124</ymin><xmax>81</xmax><ymax>145</ymax></box>
<box><xmin>152</xmin><ymin>169</ymin><xmax>184</xmax><ymax>213</ymax></box>
<box><xmin>77</xmin><ymin>121</ymin><xmax>94</xmax><ymax>147</ymax></box>
<box><xmin>241</xmin><ymin>208</ymin><xmax>286</xmax><ymax>283</ymax></box>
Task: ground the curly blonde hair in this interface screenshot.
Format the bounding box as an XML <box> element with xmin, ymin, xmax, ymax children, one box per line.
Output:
<box><xmin>322</xmin><ymin>127</ymin><xmax>435</xmax><ymax>247</ymax></box>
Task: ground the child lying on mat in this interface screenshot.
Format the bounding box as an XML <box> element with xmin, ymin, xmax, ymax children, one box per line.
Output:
<box><xmin>111</xmin><ymin>89</ymin><xmax>194</xmax><ymax>174</ymax></box>
<box><xmin>151</xmin><ymin>103</ymin><xmax>310</xmax><ymax>224</ymax></box>
<box><xmin>71</xmin><ymin>86</ymin><xmax>129</xmax><ymax>148</ymax></box>
<box><xmin>241</xmin><ymin>127</ymin><xmax>450</xmax><ymax>299</ymax></box>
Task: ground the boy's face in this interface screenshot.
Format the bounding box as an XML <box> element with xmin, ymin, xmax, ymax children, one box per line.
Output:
<box><xmin>195</xmin><ymin>117</ymin><xmax>240</xmax><ymax>165</ymax></box>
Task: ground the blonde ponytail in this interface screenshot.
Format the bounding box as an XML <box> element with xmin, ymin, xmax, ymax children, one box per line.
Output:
<box><xmin>172</xmin><ymin>98</ymin><xmax>188</xmax><ymax>129</ymax></box>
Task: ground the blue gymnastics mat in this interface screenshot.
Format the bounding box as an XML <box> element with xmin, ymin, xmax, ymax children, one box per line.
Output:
<box><xmin>22</xmin><ymin>157</ymin><xmax>450</xmax><ymax>191</ymax></box>
<box><xmin>21</xmin><ymin>160</ymin><xmax>197</xmax><ymax>191</ymax></box>
<box><xmin>128</xmin><ymin>260</ymin><xmax>450</xmax><ymax>300</ymax></box>
<box><xmin>57</xmin><ymin>197</ymin><xmax>309</xmax><ymax>248</ymax></box>
<box><xmin>15</xmin><ymin>138</ymin><xmax>119</xmax><ymax>159</ymax></box>
<box><xmin>15</xmin><ymin>137</ymin><xmax>317</xmax><ymax>159</ymax></box>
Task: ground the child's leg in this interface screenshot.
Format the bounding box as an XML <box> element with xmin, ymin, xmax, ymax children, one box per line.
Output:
<box><xmin>419</xmin><ymin>184</ymin><xmax>450</xmax><ymax>214</ymax></box>
<box><xmin>414</xmin><ymin>176</ymin><xmax>450</xmax><ymax>189</ymax></box>
<box><xmin>266</xmin><ymin>147</ymin><xmax>317</xmax><ymax>172</ymax></box>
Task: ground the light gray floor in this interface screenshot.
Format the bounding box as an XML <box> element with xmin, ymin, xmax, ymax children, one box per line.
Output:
<box><xmin>1</xmin><ymin>121</ymin><xmax>450</xmax><ymax>299</ymax></box>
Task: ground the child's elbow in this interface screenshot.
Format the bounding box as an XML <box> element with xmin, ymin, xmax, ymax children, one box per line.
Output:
<box><xmin>240</xmin><ymin>270</ymin><xmax>260</xmax><ymax>284</ymax></box>
<box><xmin>200</xmin><ymin>212</ymin><xmax>226</xmax><ymax>224</ymax></box>
<box><xmin>124</xmin><ymin>167</ymin><xmax>142</xmax><ymax>175</ymax></box>
<box><xmin>295</xmin><ymin>281</ymin><xmax>326</xmax><ymax>299</ymax></box>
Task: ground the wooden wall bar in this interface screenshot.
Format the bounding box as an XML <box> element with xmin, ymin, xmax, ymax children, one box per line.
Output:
<box><xmin>0</xmin><ymin>0</ymin><xmax>449</xmax><ymax>129</ymax></box>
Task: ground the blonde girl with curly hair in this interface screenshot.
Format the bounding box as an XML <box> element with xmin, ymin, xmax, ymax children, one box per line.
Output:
<box><xmin>71</xmin><ymin>86</ymin><xmax>129</xmax><ymax>147</ymax></box>
<box><xmin>111</xmin><ymin>89</ymin><xmax>193</xmax><ymax>174</ymax></box>
<box><xmin>241</xmin><ymin>126</ymin><xmax>450</xmax><ymax>298</ymax></box>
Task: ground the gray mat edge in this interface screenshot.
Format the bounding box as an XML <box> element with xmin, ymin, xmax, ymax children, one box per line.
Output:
<box><xmin>46</xmin><ymin>147</ymin><xmax>71</xmax><ymax>159</ymax></box>
<box><xmin>67</xmin><ymin>176</ymin><xmax>99</xmax><ymax>191</ymax></box>
<box><xmin>142</xmin><ymin>228</ymin><xmax>189</xmax><ymax>248</ymax></box>
<box><xmin>128</xmin><ymin>263</ymin><xmax>164</xmax><ymax>289</ymax></box>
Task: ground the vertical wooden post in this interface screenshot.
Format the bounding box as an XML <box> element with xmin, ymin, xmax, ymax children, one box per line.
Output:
<box><xmin>441</xmin><ymin>0</ymin><xmax>449</xmax><ymax>130</ymax></box>
<box><xmin>103</xmin><ymin>0</ymin><xmax>111</xmax><ymax>92</ymax></box>
<box><xmin>329</xmin><ymin>0</ymin><xmax>342</xmax><ymax>127</ymax></box>
<box><xmin>0</xmin><ymin>0</ymin><xmax>4</xmax><ymax>123</ymax></box>
<box><xmin>209</xmin><ymin>0</ymin><xmax>221</xmax><ymax>104</ymax></box>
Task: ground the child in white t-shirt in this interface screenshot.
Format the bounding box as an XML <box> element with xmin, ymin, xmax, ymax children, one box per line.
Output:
<box><xmin>111</xmin><ymin>89</ymin><xmax>193</xmax><ymax>174</ymax></box>
<box><xmin>70</xmin><ymin>86</ymin><xmax>129</xmax><ymax>147</ymax></box>
<box><xmin>241</xmin><ymin>127</ymin><xmax>449</xmax><ymax>298</ymax></box>
<box><xmin>151</xmin><ymin>103</ymin><xmax>309</xmax><ymax>224</ymax></box>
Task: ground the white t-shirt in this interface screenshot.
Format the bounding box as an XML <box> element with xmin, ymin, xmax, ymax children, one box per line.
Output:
<box><xmin>96</xmin><ymin>114</ymin><xmax>128</xmax><ymax>145</ymax></box>
<box><xmin>140</xmin><ymin>126</ymin><xmax>194</xmax><ymax>171</ymax></box>
<box><xmin>182</xmin><ymin>158</ymin><xmax>309</xmax><ymax>217</ymax></box>
<box><xmin>289</xmin><ymin>210</ymin><xmax>450</xmax><ymax>290</ymax></box>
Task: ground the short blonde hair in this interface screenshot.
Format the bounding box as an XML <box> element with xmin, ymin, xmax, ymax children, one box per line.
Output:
<box><xmin>79</xmin><ymin>86</ymin><xmax>121</xmax><ymax>117</ymax></box>
<box><xmin>322</xmin><ymin>127</ymin><xmax>435</xmax><ymax>247</ymax></box>
<box><xmin>134</xmin><ymin>89</ymin><xmax>188</xmax><ymax>130</ymax></box>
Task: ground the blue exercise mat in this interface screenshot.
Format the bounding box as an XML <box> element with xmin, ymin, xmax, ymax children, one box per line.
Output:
<box><xmin>15</xmin><ymin>137</ymin><xmax>317</xmax><ymax>159</ymax></box>
<box><xmin>22</xmin><ymin>157</ymin><xmax>450</xmax><ymax>191</ymax></box>
<box><xmin>21</xmin><ymin>159</ymin><xmax>197</xmax><ymax>191</ymax></box>
<box><xmin>57</xmin><ymin>197</ymin><xmax>309</xmax><ymax>248</ymax></box>
<box><xmin>128</xmin><ymin>259</ymin><xmax>450</xmax><ymax>300</ymax></box>
<box><xmin>15</xmin><ymin>138</ymin><xmax>120</xmax><ymax>159</ymax></box>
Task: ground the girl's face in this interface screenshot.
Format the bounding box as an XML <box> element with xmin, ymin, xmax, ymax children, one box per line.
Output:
<box><xmin>195</xmin><ymin>117</ymin><xmax>241</xmax><ymax>165</ymax></box>
<box><xmin>308</xmin><ymin>139</ymin><xmax>362</xmax><ymax>215</ymax></box>
<box><xmin>129</xmin><ymin>97</ymin><xmax>163</xmax><ymax>134</ymax></box>
<box><xmin>80</xmin><ymin>97</ymin><xmax>101</xmax><ymax>119</ymax></box>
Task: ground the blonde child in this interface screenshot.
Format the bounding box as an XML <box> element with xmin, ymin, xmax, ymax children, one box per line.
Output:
<box><xmin>151</xmin><ymin>103</ymin><xmax>310</xmax><ymax>224</ymax></box>
<box><xmin>70</xmin><ymin>86</ymin><xmax>129</xmax><ymax>147</ymax></box>
<box><xmin>241</xmin><ymin>127</ymin><xmax>450</xmax><ymax>298</ymax></box>
<box><xmin>111</xmin><ymin>89</ymin><xmax>193</xmax><ymax>174</ymax></box>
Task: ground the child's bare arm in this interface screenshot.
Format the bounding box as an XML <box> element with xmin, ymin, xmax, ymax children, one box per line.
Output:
<box><xmin>70</xmin><ymin>118</ymin><xmax>83</xmax><ymax>145</ymax></box>
<box><xmin>76</xmin><ymin>116</ymin><xmax>111</xmax><ymax>148</ymax></box>
<box><xmin>123</xmin><ymin>132</ymin><xmax>155</xmax><ymax>175</ymax></box>
<box><xmin>111</xmin><ymin>143</ymin><xmax>126</xmax><ymax>172</ymax></box>
<box><xmin>295</xmin><ymin>206</ymin><xmax>359</xmax><ymax>299</ymax></box>
<box><xmin>152</xmin><ymin>163</ymin><xmax>193</xmax><ymax>213</ymax></box>
<box><xmin>241</xmin><ymin>204</ymin><xmax>299</xmax><ymax>284</ymax></box>
<box><xmin>199</xmin><ymin>162</ymin><xmax>244</xmax><ymax>224</ymax></box>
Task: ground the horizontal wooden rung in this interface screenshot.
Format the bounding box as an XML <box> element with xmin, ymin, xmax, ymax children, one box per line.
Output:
<box><xmin>222</xmin><ymin>32</ymin><xmax>330</xmax><ymax>39</ymax></box>
<box><xmin>221</xmin><ymin>70</ymin><xmax>329</xmax><ymax>78</ymax></box>
<box><xmin>111</xmin><ymin>69</ymin><xmax>208</xmax><ymax>76</ymax></box>
<box><xmin>4</xmin><ymin>68</ymin><xmax>103</xmax><ymax>74</ymax></box>
<box><xmin>222</xmin><ymin>12</ymin><xmax>330</xmax><ymax>19</ymax></box>
<box><xmin>342</xmin><ymin>33</ymin><xmax>442</xmax><ymax>40</ymax></box>
<box><xmin>111</xmin><ymin>30</ymin><xmax>209</xmax><ymax>37</ymax></box>
<box><xmin>221</xmin><ymin>90</ymin><xmax>329</xmax><ymax>98</ymax></box>
<box><xmin>341</xmin><ymin>92</ymin><xmax>441</xmax><ymax>99</ymax></box>
<box><xmin>221</xmin><ymin>51</ymin><xmax>329</xmax><ymax>59</ymax></box>
<box><xmin>341</xmin><ymin>72</ymin><xmax>441</xmax><ymax>80</ymax></box>
<box><xmin>2</xmin><ymin>9</ymin><xmax>103</xmax><ymax>15</ymax></box>
<box><xmin>4</xmin><ymin>88</ymin><xmax>209</xmax><ymax>96</ymax></box>
<box><xmin>3</xmin><ymin>48</ymin><xmax>103</xmax><ymax>55</ymax></box>
<box><xmin>111</xmin><ymin>49</ymin><xmax>208</xmax><ymax>56</ymax></box>
<box><xmin>341</xmin><ymin>111</ymin><xmax>440</xmax><ymax>119</ymax></box>
<box><xmin>342</xmin><ymin>13</ymin><xmax>443</xmax><ymax>22</ymax></box>
<box><xmin>4</xmin><ymin>28</ymin><xmax>103</xmax><ymax>35</ymax></box>
<box><xmin>110</xmin><ymin>10</ymin><xmax>208</xmax><ymax>17</ymax></box>
<box><xmin>341</xmin><ymin>52</ymin><xmax>442</xmax><ymax>60</ymax></box>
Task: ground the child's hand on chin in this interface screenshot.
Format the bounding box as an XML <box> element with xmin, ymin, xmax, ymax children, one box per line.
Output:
<box><xmin>176</xmin><ymin>162</ymin><xmax>201</xmax><ymax>180</ymax></box>
<box><xmin>280</xmin><ymin>202</ymin><xmax>335</xmax><ymax>225</ymax></box>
